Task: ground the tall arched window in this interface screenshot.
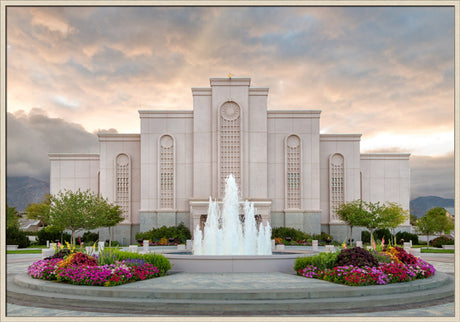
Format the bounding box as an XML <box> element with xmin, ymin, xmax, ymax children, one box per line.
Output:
<box><xmin>285</xmin><ymin>135</ymin><xmax>301</xmax><ymax>209</ymax></box>
<box><xmin>159</xmin><ymin>134</ymin><xmax>175</xmax><ymax>209</ymax></box>
<box><xmin>329</xmin><ymin>153</ymin><xmax>345</xmax><ymax>222</ymax></box>
<box><xmin>115</xmin><ymin>153</ymin><xmax>130</xmax><ymax>222</ymax></box>
<box><xmin>219</xmin><ymin>101</ymin><xmax>241</xmax><ymax>197</ymax></box>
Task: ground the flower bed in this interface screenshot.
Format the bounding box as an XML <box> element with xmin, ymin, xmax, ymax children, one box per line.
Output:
<box><xmin>28</xmin><ymin>250</ymin><xmax>169</xmax><ymax>287</ymax></box>
<box><xmin>296</xmin><ymin>246</ymin><xmax>435</xmax><ymax>286</ymax></box>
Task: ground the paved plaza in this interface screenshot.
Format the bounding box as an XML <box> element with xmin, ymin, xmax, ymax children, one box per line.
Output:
<box><xmin>4</xmin><ymin>247</ymin><xmax>456</xmax><ymax>318</ymax></box>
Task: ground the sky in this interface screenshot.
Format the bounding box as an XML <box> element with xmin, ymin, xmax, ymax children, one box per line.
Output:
<box><xmin>5</xmin><ymin>5</ymin><xmax>456</xmax><ymax>200</ymax></box>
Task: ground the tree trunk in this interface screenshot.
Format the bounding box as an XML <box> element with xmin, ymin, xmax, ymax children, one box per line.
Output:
<box><xmin>71</xmin><ymin>230</ymin><xmax>75</xmax><ymax>248</ymax></box>
<box><xmin>108</xmin><ymin>226</ymin><xmax>112</xmax><ymax>249</ymax></box>
<box><xmin>369</xmin><ymin>228</ymin><xmax>375</xmax><ymax>247</ymax></box>
<box><xmin>426</xmin><ymin>234</ymin><xmax>430</xmax><ymax>248</ymax></box>
<box><xmin>350</xmin><ymin>225</ymin><xmax>353</xmax><ymax>246</ymax></box>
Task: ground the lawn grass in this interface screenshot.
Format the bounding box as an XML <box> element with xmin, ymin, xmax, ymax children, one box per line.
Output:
<box><xmin>420</xmin><ymin>248</ymin><xmax>454</xmax><ymax>254</ymax></box>
<box><xmin>7</xmin><ymin>249</ymin><xmax>43</xmax><ymax>254</ymax></box>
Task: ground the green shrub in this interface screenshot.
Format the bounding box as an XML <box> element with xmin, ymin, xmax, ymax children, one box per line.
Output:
<box><xmin>430</xmin><ymin>236</ymin><xmax>454</xmax><ymax>248</ymax></box>
<box><xmin>81</xmin><ymin>231</ymin><xmax>99</xmax><ymax>243</ymax></box>
<box><xmin>395</xmin><ymin>231</ymin><xmax>419</xmax><ymax>245</ymax></box>
<box><xmin>311</xmin><ymin>232</ymin><xmax>333</xmax><ymax>242</ymax></box>
<box><xmin>135</xmin><ymin>222</ymin><xmax>191</xmax><ymax>244</ymax></box>
<box><xmin>37</xmin><ymin>226</ymin><xmax>71</xmax><ymax>245</ymax></box>
<box><xmin>294</xmin><ymin>251</ymin><xmax>339</xmax><ymax>272</ymax></box>
<box><xmin>336</xmin><ymin>247</ymin><xmax>379</xmax><ymax>268</ymax></box>
<box><xmin>374</xmin><ymin>229</ymin><xmax>392</xmax><ymax>244</ymax></box>
<box><xmin>271</xmin><ymin>227</ymin><xmax>308</xmax><ymax>241</ymax></box>
<box><xmin>370</xmin><ymin>250</ymin><xmax>392</xmax><ymax>264</ymax></box>
<box><xmin>361</xmin><ymin>231</ymin><xmax>371</xmax><ymax>243</ymax></box>
<box><xmin>112</xmin><ymin>250</ymin><xmax>171</xmax><ymax>275</ymax></box>
<box><xmin>6</xmin><ymin>226</ymin><xmax>30</xmax><ymax>248</ymax></box>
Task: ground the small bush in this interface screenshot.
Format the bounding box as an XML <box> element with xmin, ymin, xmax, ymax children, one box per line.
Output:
<box><xmin>374</xmin><ymin>229</ymin><xmax>392</xmax><ymax>244</ymax></box>
<box><xmin>271</xmin><ymin>227</ymin><xmax>308</xmax><ymax>241</ymax></box>
<box><xmin>81</xmin><ymin>231</ymin><xmax>99</xmax><ymax>243</ymax></box>
<box><xmin>37</xmin><ymin>226</ymin><xmax>71</xmax><ymax>245</ymax></box>
<box><xmin>430</xmin><ymin>236</ymin><xmax>454</xmax><ymax>248</ymax></box>
<box><xmin>311</xmin><ymin>232</ymin><xmax>333</xmax><ymax>242</ymax></box>
<box><xmin>361</xmin><ymin>231</ymin><xmax>371</xmax><ymax>243</ymax></box>
<box><xmin>6</xmin><ymin>226</ymin><xmax>30</xmax><ymax>248</ymax></box>
<box><xmin>135</xmin><ymin>222</ymin><xmax>191</xmax><ymax>244</ymax></box>
<box><xmin>395</xmin><ymin>231</ymin><xmax>419</xmax><ymax>245</ymax></box>
<box><xmin>294</xmin><ymin>252</ymin><xmax>339</xmax><ymax>272</ymax></box>
<box><xmin>336</xmin><ymin>247</ymin><xmax>379</xmax><ymax>268</ymax></box>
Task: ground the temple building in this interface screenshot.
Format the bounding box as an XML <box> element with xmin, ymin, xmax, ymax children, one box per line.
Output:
<box><xmin>49</xmin><ymin>77</ymin><xmax>411</xmax><ymax>244</ymax></box>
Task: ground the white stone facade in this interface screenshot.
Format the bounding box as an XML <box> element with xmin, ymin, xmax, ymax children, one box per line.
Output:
<box><xmin>49</xmin><ymin>77</ymin><xmax>411</xmax><ymax>244</ymax></box>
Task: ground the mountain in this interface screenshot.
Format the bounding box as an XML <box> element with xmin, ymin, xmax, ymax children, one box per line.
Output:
<box><xmin>6</xmin><ymin>176</ymin><xmax>50</xmax><ymax>212</ymax></box>
<box><xmin>410</xmin><ymin>196</ymin><xmax>454</xmax><ymax>218</ymax></box>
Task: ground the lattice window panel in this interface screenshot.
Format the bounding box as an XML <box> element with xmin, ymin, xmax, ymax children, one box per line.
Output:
<box><xmin>116</xmin><ymin>154</ymin><xmax>130</xmax><ymax>222</ymax></box>
<box><xmin>330</xmin><ymin>154</ymin><xmax>344</xmax><ymax>222</ymax></box>
<box><xmin>160</xmin><ymin>135</ymin><xmax>175</xmax><ymax>209</ymax></box>
<box><xmin>286</xmin><ymin>135</ymin><xmax>301</xmax><ymax>209</ymax></box>
<box><xmin>219</xmin><ymin>102</ymin><xmax>241</xmax><ymax>196</ymax></box>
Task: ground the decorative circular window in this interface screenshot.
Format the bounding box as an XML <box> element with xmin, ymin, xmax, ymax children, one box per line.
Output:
<box><xmin>221</xmin><ymin>102</ymin><xmax>240</xmax><ymax>121</ymax></box>
<box><xmin>287</xmin><ymin>135</ymin><xmax>300</xmax><ymax>148</ymax></box>
<box><xmin>116</xmin><ymin>154</ymin><xmax>129</xmax><ymax>166</ymax></box>
<box><xmin>331</xmin><ymin>154</ymin><xmax>344</xmax><ymax>166</ymax></box>
<box><xmin>160</xmin><ymin>135</ymin><xmax>174</xmax><ymax>148</ymax></box>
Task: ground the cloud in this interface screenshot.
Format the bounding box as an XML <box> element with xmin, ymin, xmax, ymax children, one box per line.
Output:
<box><xmin>5</xmin><ymin>6</ymin><xmax>455</xmax><ymax>200</ymax></box>
<box><xmin>6</xmin><ymin>109</ymin><xmax>99</xmax><ymax>180</ymax></box>
<box><xmin>410</xmin><ymin>153</ymin><xmax>454</xmax><ymax>199</ymax></box>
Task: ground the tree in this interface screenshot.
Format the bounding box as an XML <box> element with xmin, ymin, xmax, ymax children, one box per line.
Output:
<box><xmin>49</xmin><ymin>189</ymin><xmax>121</xmax><ymax>246</ymax></box>
<box><xmin>426</xmin><ymin>207</ymin><xmax>454</xmax><ymax>236</ymax></box>
<box><xmin>360</xmin><ymin>201</ymin><xmax>386</xmax><ymax>246</ymax></box>
<box><xmin>25</xmin><ymin>193</ymin><xmax>51</xmax><ymax>227</ymax></box>
<box><xmin>6</xmin><ymin>204</ymin><xmax>19</xmax><ymax>228</ymax></box>
<box><xmin>416</xmin><ymin>214</ymin><xmax>438</xmax><ymax>248</ymax></box>
<box><xmin>410</xmin><ymin>213</ymin><xmax>418</xmax><ymax>226</ymax></box>
<box><xmin>101</xmin><ymin>204</ymin><xmax>124</xmax><ymax>248</ymax></box>
<box><xmin>380</xmin><ymin>202</ymin><xmax>409</xmax><ymax>244</ymax></box>
<box><xmin>335</xmin><ymin>199</ymin><xmax>367</xmax><ymax>245</ymax></box>
<box><xmin>416</xmin><ymin>207</ymin><xmax>454</xmax><ymax>248</ymax></box>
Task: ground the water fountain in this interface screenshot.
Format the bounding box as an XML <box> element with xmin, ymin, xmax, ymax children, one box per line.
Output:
<box><xmin>192</xmin><ymin>175</ymin><xmax>272</xmax><ymax>255</ymax></box>
<box><xmin>163</xmin><ymin>174</ymin><xmax>309</xmax><ymax>273</ymax></box>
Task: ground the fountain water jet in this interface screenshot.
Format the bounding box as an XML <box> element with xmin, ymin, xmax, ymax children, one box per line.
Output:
<box><xmin>192</xmin><ymin>175</ymin><xmax>272</xmax><ymax>255</ymax></box>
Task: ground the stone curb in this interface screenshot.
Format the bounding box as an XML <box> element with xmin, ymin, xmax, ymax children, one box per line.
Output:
<box><xmin>8</xmin><ymin>273</ymin><xmax>454</xmax><ymax>314</ymax></box>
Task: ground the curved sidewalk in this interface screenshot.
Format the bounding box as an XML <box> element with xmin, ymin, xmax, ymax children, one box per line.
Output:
<box><xmin>6</xmin><ymin>251</ymin><xmax>456</xmax><ymax>317</ymax></box>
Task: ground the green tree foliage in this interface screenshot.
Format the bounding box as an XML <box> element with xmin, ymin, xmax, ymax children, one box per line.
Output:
<box><xmin>49</xmin><ymin>189</ymin><xmax>122</xmax><ymax>246</ymax></box>
<box><xmin>416</xmin><ymin>207</ymin><xmax>454</xmax><ymax>248</ymax></box>
<box><xmin>380</xmin><ymin>202</ymin><xmax>409</xmax><ymax>244</ymax></box>
<box><xmin>100</xmin><ymin>204</ymin><xmax>124</xmax><ymax>248</ymax></box>
<box><xmin>336</xmin><ymin>200</ymin><xmax>409</xmax><ymax>246</ymax></box>
<box><xmin>6</xmin><ymin>226</ymin><xmax>30</xmax><ymax>248</ymax></box>
<box><xmin>25</xmin><ymin>194</ymin><xmax>51</xmax><ymax>226</ymax></box>
<box><xmin>6</xmin><ymin>203</ymin><xmax>19</xmax><ymax>228</ymax></box>
<box><xmin>335</xmin><ymin>200</ymin><xmax>367</xmax><ymax>245</ymax></box>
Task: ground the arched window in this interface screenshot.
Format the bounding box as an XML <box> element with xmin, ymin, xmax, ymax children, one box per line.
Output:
<box><xmin>219</xmin><ymin>101</ymin><xmax>241</xmax><ymax>197</ymax></box>
<box><xmin>329</xmin><ymin>153</ymin><xmax>345</xmax><ymax>222</ymax></box>
<box><xmin>285</xmin><ymin>135</ymin><xmax>301</xmax><ymax>209</ymax></box>
<box><xmin>159</xmin><ymin>134</ymin><xmax>175</xmax><ymax>209</ymax></box>
<box><xmin>115</xmin><ymin>154</ymin><xmax>130</xmax><ymax>222</ymax></box>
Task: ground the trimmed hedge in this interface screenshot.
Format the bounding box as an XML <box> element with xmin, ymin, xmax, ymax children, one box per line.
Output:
<box><xmin>135</xmin><ymin>223</ymin><xmax>191</xmax><ymax>244</ymax></box>
<box><xmin>38</xmin><ymin>226</ymin><xmax>71</xmax><ymax>245</ymax></box>
<box><xmin>395</xmin><ymin>231</ymin><xmax>419</xmax><ymax>245</ymax></box>
<box><xmin>430</xmin><ymin>236</ymin><xmax>454</xmax><ymax>248</ymax></box>
<box><xmin>6</xmin><ymin>226</ymin><xmax>30</xmax><ymax>248</ymax></box>
<box><xmin>271</xmin><ymin>227</ymin><xmax>309</xmax><ymax>241</ymax></box>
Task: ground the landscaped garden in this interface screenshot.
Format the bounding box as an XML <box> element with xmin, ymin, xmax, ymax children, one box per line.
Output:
<box><xmin>27</xmin><ymin>245</ymin><xmax>171</xmax><ymax>287</ymax></box>
<box><xmin>295</xmin><ymin>245</ymin><xmax>436</xmax><ymax>286</ymax></box>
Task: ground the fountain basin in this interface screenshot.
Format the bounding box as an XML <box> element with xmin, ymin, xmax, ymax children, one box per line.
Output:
<box><xmin>164</xmin><ymin>251</ymin><xmax>311</xmax><ymax>274</ymax></box>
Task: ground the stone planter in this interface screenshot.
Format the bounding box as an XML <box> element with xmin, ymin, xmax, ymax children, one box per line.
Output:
<box><xmin>442</xmin><ymin>245</ymin><xmax>455</xmax><ymax>250</ymax></box>
<box><xmin>7</xmin><ymin>245</ymin><xmax>19</xmax><ymax>250</ymax></box>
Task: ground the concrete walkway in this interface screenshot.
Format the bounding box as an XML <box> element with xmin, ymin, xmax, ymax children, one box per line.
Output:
<box><xmin>5</xmin><ymin>248</ymin><xmax>456</xmax><ymax>318</ymax></box>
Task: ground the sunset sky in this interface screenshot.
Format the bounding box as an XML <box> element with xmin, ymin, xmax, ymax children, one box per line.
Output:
<box><xmin>5</xmin><ymin>5</ymin><xmax>456</xmax><ymax>199</ymax></box>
